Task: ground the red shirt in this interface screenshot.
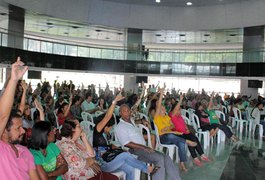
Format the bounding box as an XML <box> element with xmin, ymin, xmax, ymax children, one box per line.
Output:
<box><xmin>57</xmin><ymin>112</ymin><xmax>74</xmax><ymax>125</ymax></box>
<box><xmin>169</xmin><ymin>112</ymin><xmax>189</xmax><ymax>134</ymax></box>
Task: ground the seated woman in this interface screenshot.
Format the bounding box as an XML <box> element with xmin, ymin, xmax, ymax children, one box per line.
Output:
<box><xmin>169</xmin><ymin>95</ymin><xmax>210</xmax><ymax>169</ymax></box>
<box><xmin>206</xmin><ymin>93</ymin><xmax>238</xmax><ymax>142</ymax></box>
<box><xmin>195</xmin><ymin>102</ymin><xmax>219</xmax><ymax>137</ymax></box>
<box><xmin>57</xmin><ymin>120</ymin><xmax>118</xmax><ymax>180</ymax></box>
<box><xmin>70</xmin><ymin>95</ymin><xmax>83</xmax><ymax>122</ymax></box>
<box><xmin>93</xmin><ymin>94</ymin><xmax>157</xmax><ymax>180</ymax></box>
<box><xmin>57</xmin><ymin>95</ymin><xmax>74</xmax><ymax>125</ymax></box>
<box><xmin>29</xmin><ymin>121</ymin><xmax>68</xmax><ymax>180</ymax></box>
<box><xmin>154</xmin><ymin>88</ymin><xmax>197</xmax><ymax>171</ymax></box>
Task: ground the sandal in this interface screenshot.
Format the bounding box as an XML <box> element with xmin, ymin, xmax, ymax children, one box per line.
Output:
<box><xmin>150</xmin><ymin>166</ymin><xmax>160</xmax><ymax>176</ymax></box>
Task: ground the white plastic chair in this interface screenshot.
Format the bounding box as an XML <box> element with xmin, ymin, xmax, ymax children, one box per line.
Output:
<box><xmin>181</xmin><ymin>109</ymin><xmax>190</xmax><ymax>119</ymax></box>
<box><xmin>214</xmin><ymin>110</ymin><xmax>229</xmax><ymax>143</ymax></box>
<box><xmin>80</xmin><ymin>121</ymin><xmax>95</xmax><ymax>145</ymax></box>
<box><xmin>81</xmin><ymin>112</ymin><xmax>94</xmax><ymax>124</ymax></box>
<box><xmin>232</xmin><ymin>107</ymin><xmax>248</xmax><ymax>133</ymax></box>
<box><xmin>137</xmin><ymin>124</ymin><xmax>152</xmax><ymax>148</ymax></box>
<box><xmin>154</xmin><ymin>124</ymin><xmax>179</xmax><ymax>162</ymax></box>
<box><xmin>95</xmin><ymin>110</ymin><xmax>104</xmax><ymax>117</ymax></box>
<box><xmin>182</xmin><ymin>115</ymin><xmax>192</xmax><ymax>125</ymax></box>
<box><xmin>222</xmin><ymin>105</ymin><xmax>228</xmax><ymax>114</ymax></box>
<box><xmin>191</xmin><ymin>114</ymin><xmax>210</xmax><ymax>149</ymax></box>
<box><xmin>245</xmin><ymin>107</ymin><xmax>263</xmax><ymax>137</ymax></box>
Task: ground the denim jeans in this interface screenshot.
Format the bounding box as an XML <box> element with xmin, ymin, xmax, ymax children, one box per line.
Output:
<box><xmin>160</xmin><ymin>133</ymin><xmax>187</xmax><ymax>162</ymax></box>
<box><xmin>101</xmin><ymin>152</ymin><xmax>147</xmax><ymax>180</ymax></box>
<box><xmin>129</xmin><ymin>148</ymin><xmax>181</xmax><ymax>180</ymax></box>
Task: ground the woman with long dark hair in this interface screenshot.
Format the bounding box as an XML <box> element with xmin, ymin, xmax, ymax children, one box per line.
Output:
<box><xmin>29</xmin><ymin>121</ymin><xmax>68</xmax><ymax>180</ymax></box>
<box><xmin>169</xmin><ymin>95</ymin><xmax>210</xmax><ymax>168</ymax></box>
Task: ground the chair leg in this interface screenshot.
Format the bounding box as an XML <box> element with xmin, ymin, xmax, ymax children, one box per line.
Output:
<box><xmin>168</xmin><ymin>147</ymin><xmax>175</xmax><ymax>161</ymax></box>
<box><xmin>258</xmin><ymin>124</ymin><xmax>263</xmax><ymax>138</ymax></box>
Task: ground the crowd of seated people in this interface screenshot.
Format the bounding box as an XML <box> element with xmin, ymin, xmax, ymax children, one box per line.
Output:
<box><xmin>1</xmin><ymin>57</ymin><xmax>265</xmax><ymax>179</ymax></box>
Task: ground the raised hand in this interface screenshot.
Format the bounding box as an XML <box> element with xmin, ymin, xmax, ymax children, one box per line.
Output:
<box><xmin>34</xmin><ymin>98</ymin><xmax>44</xmax><ymax>112</ymax></box>
<box><xmin>11</xmin><ymin>57</ymin><xmax>28</xmax><ymax>81</ymax></box>
<box><xmin>114</xmin><ymin>93</ymin><xmax>125</xmax><ymax>102</ymax></box>
<box><xmin>21</xmin><ymin>81</ymin><xmax>28</xmax><ymax>92</ymax></box>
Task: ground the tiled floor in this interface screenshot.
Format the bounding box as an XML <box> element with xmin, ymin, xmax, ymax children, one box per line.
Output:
<box><xmin>181</xmin><ymin>133</ymin><xmax>265</xmax><ymax>180</ymax></box>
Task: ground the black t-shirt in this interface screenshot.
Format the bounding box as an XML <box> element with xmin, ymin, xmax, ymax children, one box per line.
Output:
<box><xmin>93</xmin><ymin>126</ymin><xmax>109</xmax><ymax>147</ymax></box>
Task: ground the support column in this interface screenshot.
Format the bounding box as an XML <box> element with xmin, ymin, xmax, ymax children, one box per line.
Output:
<box><xmin>123</xmin><ymin>74</ymin><xmax>138</xmax><ymax>93</ymax></box>
<box><xmin>126</xmin><ymin>28</ymin><xmax>143</xmax><ymax>61</ymax></box>
<box><xmin>243</xmin><ymin>26</ymin><xmax>264</xmax><ymax>63</ymax></box>
<box><xmin>7</xmin><ymin>5</ymin><xmax>25</xmax><ymax>49</ymax></box>
<box><xmin>241</xmin><ymin>26</ymin><xmax>264</xmax><ymax>97</ymax></box>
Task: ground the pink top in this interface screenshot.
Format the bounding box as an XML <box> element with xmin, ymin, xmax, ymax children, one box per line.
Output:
<box><xmin>169</xmin><ymin>112</ymin><xmax>189</xmax><ymax>134</ymax></box>
<box><xmin>0</xmin><ymin>140</ymin><xmax>36</xmax><ymax>180</ymax></box>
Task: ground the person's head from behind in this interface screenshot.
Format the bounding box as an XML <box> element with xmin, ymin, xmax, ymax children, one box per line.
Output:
<box><xmin>195</xmin><ymin>102</ymin><xmax>203</xmax><ymax>111</ymax></box>
<box><xmin>119</xmin><ymin>104</ymin><xmax>131</xmax><ymax>122</ymax></box>
<box><xmin>29</xmin><ymin>121</ymin><xmax>55</xmax><ymax>150</ymax></box>
<box><xmin>2</xmin><ymin>109</ymin><xmax>25</xmax><ymax>144</ymax></box>
<box><xmin>60</xmin><ymin>119</ymin><xmax>81</xmax><ymax>141</ymax></box>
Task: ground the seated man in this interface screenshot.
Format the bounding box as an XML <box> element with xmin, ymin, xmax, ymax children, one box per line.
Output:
<box><xmin>115</xmin><ymin>104</ymin><xmax>181</xmax><ymax>180</ymax></box>
<box><xmin>0</xmin><ymin>57</ymin><xmax>39</xmax><ymax>179</ymax></box>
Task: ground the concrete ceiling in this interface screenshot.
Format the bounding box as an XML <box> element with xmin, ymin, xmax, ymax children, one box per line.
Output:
<box><xmin>102</xmin><ymin>0</ymin><xmax>251</xmax><ymax>7</ymax></box>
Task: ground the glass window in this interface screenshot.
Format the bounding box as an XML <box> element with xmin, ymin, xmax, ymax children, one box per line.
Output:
<box><xmin>66</xmin><ymin>45</ymin><xmax>77</xmax><ymax>56</ymax></box>
<box><xmin>41</xmin><ymin>41</ymin><xmax>53</xmax><ymax>54</ymax></box>
<box><xmin>160</xmin><ymin>52</ymin><xmax>172</xmax><ymax>62</ymax></box>
<box><xmin>28</xmin><ymin>39</ymin><xmax>41</xmax><ymax>52</ymax></box>
<box><xmin>53</xmin><ymin>43</ymin><xmax>66</xmax><ymax>55</ymax></box>
<box><xmin>102</xmin><ymin>49</ymin><xmax>113</xmax><ymax>59</ymax></box>
<box><xmin>77</xmin><ymin>46</ymin><xmax>90</xmax><ymax>57</ymax></box>
<box><xmin>2</xmin><ymin>33</ymin><xmax>8</xmax><ymax>47</ymax></box>
<box><xmin>113</xmin><ymin>49</ymin><xmax>124</xmax><ymax>60</ymax></box>
<box><xmin>196</xmin><ymin>65</ymin><xmax>210</xmax><ymax>75</ymax></box>
<box><xmin>90</xmin><ymin>48</ymin><xmax>101</xmax><ymax>58</ymax></box>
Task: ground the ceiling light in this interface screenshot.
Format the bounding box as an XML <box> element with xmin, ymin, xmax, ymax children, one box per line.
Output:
<box><xmin>156</xmin><ymin>0</ymin><xmax>160</xmax><ymax>3</ymax></box>
<box><xmin>186</xmin><ymin>2</ymin><xmax>192</xmax><ymax>6</ymax></box>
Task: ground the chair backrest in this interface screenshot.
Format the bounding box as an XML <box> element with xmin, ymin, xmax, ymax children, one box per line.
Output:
<box><xmin>215</xmin><ymin>110</ymin><xmax>226</xmax><ymax>122</ymax></box>
<box><xmin>154</xmin><ymin>124</ymin><xmax>162</xmax><ymax>148</ymax></box>
<box><xmin>232</xmin><ymin>107</ymin><xmax>242</xmax><ymax>120</ymax></box>
<box><xmin>137</xmin><ymin>124</ymin><xmax>152</xmax><ymax>148</ymax></box>
<box><xmin>181</xmin><ymin>109</ymin><xmax>190</xmax><ymax>118</ymax></box>
<box><xmin>81</xmin><ymin>112</ymin><xmax>94</xmax><ymax>123</ymax></box>
<box><xmin>114</xmin><ymin>106</ymin><xmax>120</xmax><ymax>116</ymax></box>
<box><xmin>191</xmin><ymin>113</ymin><xmax>201</xmax><ymax>131</ymax></box>
<box><xmin>53</xmin><ymin>109</ymin><xmax>60</xmax><ymax>129</ymax></box>
<box><xmin>95</xmin><ymin>111</ymin><xmax>104</xmax><ymax>117</ymax></box>
<box><xmin>245</xmin><ymin>107</ymin><xmax>253</xmax><ymax>120</ymax></box>
<box><xmin>222</xmin><ymin>105</ymin><xmax>228</xmax><ymax>114</ymax></box>
<box><xmin>182</xmin><ymin>115</ymin><xmax>191</xmax><ymax>125</ymax></box>
<box><xmin>80</xmin><ymin>121</ymin><xmax>95</xmax><ymax>145</ymax></box>
<box><xmin>138</xmin><ymin>112</ymin><xmax>149</xmax><ymax>122</ymax></box>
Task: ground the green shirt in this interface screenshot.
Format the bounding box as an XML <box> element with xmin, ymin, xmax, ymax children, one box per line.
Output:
<box><xmin>30</xmin><ymin>143</ymin><xmax>62</xmax><ymax>180</ymax></box>
<box><xmin>206</xmin><ymin>109</ymin><xmax>219</xmax><ymax>124</ymax></box>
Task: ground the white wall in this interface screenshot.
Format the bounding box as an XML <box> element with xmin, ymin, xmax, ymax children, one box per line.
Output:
<box><xmin>240</xmin><ymin>79</ymin><xmax>259</xmax><ymax>99</ymax></box>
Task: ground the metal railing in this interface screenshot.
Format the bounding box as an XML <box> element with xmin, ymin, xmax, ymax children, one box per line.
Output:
<box><xmin>1</xmin><ymin>30</ymin><xmax>264</xmax><ymax>63</ymax></box>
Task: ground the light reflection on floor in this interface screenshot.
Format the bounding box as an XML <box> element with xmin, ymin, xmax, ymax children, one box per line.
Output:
<box><xmin>181</xmin><ymin>132</ymin><xmax>265</xmax><ymax>180</ymax></box>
